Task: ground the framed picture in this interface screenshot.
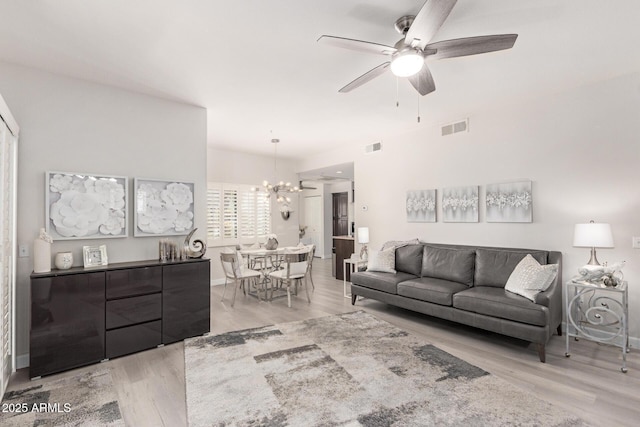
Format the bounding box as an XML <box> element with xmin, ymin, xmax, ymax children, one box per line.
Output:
<box><xmin>442</xmin><ymin>185</ymin><xmax>479</xmax><ymax>223</ymax></box>
<box><xmin>134</xmin><ymin>178</ymin><xmax>195</xmax><ymax>237</ymax></box>
<box><xmin>83</xmin><ymin>245</ymin><xmax>108</xmax><ymax>268</ymax></box>
<box><xmin>486</xmin><ymin>180</ymin><xmax>533</xmax><ymax>223</ymax></box>
<box><xmin>406</xmin><ymin>189</ymin><xmax>436</xmax><ymax>223</ymax></box>
<box><xmin>46</xmin><ymin>171</ymin><xmax>128</xmax><ymax>240</ymax></box>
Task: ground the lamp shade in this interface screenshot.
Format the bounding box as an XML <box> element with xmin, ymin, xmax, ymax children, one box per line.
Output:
<box><xmin>573</xmin><ymin>222</ymin><xmax>614</xmax><ymax>248</ymax></box>
<box><xmin>357</xmin><ymin>227</ymin><xmax>369</xmax><ymax>244</ymax></box>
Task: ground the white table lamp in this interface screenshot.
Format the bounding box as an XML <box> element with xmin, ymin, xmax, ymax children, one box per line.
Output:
<box><xmin>358</xmin><ymin>227</ymin><xmax>369</xmax><ymax>261</ymax></box>
<box><xmin>573</xmin><ymin>220</ymin><xmax>614</xmax><ymax>266</ymax></box>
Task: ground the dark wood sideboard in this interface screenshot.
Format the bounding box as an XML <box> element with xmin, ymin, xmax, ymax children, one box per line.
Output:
<box><xmin>30</xmin><ymin>258</ymin><xmax>210</xmax><ymax>379</ymax></box>
<box><xmin>334</xmin><ymin>237</ymin><xmax>355</xmax><ymax>281</ymax></box>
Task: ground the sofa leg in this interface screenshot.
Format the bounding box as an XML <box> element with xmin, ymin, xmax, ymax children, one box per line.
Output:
<box><xmin>351</xmin><ymin>293</ymin><xmax>357</xmax><ymax>305</ymax></box>
<box><xmin>537</xmin><ymin>343</ymin><xmax>546</xmax><ymax>363</ymax></box>
<box><xmin>557</xmin><ymin>324</ymin><xmax>562</xmax><ymax>337</ymax></box>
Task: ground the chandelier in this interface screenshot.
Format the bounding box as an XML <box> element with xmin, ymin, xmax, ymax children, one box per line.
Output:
<box><xmin>256</xmin><ymin>137</ymin><xmax>301</xmax><ymax>204</ymax></box>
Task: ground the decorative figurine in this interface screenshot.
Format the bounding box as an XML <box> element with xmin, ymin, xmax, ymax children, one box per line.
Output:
<box><xmin>184</xmin><ymin>228</ymin><xmax>207</xmax><ymax>258</ymax></box>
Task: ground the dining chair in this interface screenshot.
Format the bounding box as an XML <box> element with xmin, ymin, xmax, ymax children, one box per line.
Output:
<box><xmin>267</xmin><ymin>248</ymin><xmax>312</xmax><ymax>308</ymax></box>
<box><xmin>220</xmin><ymin>251</ymin><xmax>262</xmax><ymax>307</ymax></box>
<box><xmin>306</xmin><ymin>244</ymin><xmax>316</xmax><ymax>290</ymax></box>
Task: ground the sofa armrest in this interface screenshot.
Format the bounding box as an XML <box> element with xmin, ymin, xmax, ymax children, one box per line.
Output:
<box><xmin>534</xmin><ymin>251</ymin><xmax>563</xmax><ymax>331</ymax></box>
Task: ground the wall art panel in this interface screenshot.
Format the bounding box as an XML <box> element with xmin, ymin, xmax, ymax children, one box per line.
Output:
<box><xmin>134</xmin><ymin>178</ymin><xmax>195</xmax><ymax>236</ymax></box>
<box><xmin>406</xmin><ymin>189</ymin><xmax>436</xmax><ymax>223</ymax></box>
<box><xmin>486</xmin><ymin>180</ymin><xmax>532</xmax><ymax>223</ymax></box>
<box><xmin>442</xmin><ymin>185</ymin><xmax>479</xmax><ymax>223</ymax></box>
<box><xmin>46</xmin><ymin>171</ymin><xmax>128</xmax><ymax>240</ymax></box>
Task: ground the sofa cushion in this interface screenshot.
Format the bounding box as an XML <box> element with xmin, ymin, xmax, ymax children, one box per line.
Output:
<box><xmin>398</xmin><ymin>277</ymin><xmax>468</xmax><ymax>306</ymax></box>
<box><xmin>474</xmin><ymin>248</ymin><xmax>548</xmax><ymax>288</ymax></box>
<box><xmin>367</xmin><ymin>247</ymin><xmax>396</xmax><ymax>273</ymax></box>
<box><xmin>453</xmin><ymin>287</ymin><xmax>547</xmax><ymax>327</ymax></box>
<box><xmin>395</xmin><ymin>244</ymin><xmax>424</xmax><ymax>276</ymax></box>
<box><xmin>505</xmin><ymin>255</ymin><xmax>558</xmax><ymax>302</ymax></box>
<box><xmin>421</xmin><ymin>246</ymin><xmax>476</xmax><ymax>287</ymax></box>
<box><xmin>350</xmin><ymin>271</ymin><xmax>417</xmax><ymax>294</ymax></box>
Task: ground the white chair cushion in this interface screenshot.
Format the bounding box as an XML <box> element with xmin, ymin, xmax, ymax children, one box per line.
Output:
<box><xmin>269</xmin><ymin>268</ymin><xmax>305</xmax><ymax>280</ymax></box>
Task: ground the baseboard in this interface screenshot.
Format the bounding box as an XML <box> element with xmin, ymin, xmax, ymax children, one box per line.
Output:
<box><xmin>16</xmin><ymin>353</ymin><xmax>29</xmax><ymax>369</ymax></box>
<box><xmin>211</xmin><ymin>278</ymin><xmax>225</xmax><ymax>286</ymax></box>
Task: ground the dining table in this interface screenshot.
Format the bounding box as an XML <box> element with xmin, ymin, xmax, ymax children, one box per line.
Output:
<box><xmin>238</xmin><ymin>246</ymin><xmax>296</xmax><ymax>300</ymax></box>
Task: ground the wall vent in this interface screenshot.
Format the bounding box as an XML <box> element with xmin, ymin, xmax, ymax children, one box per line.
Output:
<box><xmin>365</xmin><ymin>142</ymin><xmax>382</xmax><ymax>154</ymax></box>
<box><xmin>441</xmin><ymin>118</ymin><xmax>469</xmax><ymax>136</ymax></box>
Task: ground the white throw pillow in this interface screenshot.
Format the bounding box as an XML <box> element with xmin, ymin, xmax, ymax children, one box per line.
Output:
<box><xmin>367</xmin><ymin>247</ymin><xmax>396</xmax><ymax>274</ymax></box>
<box><xmin>380</xmin><ymin>238</ymin><xmax>420</xmax><ymax>251</ymax></box>
<box><xmin>505</xmin><ymin>254</ymin><xmax>558</xmax><ymax>302</ymax></box>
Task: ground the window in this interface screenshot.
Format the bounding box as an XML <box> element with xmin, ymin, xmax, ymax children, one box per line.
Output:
<box><xmin>207</xmin><ymin>183</ymin><xmax>271</xmax><ymax>246</ymax></box>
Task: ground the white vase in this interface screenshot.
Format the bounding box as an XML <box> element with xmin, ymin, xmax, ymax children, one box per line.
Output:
<box><xmin>33</xmin><ymin>238</ymin><xmax>51</xmax><ymax>273</ymax></box>
<box><xmin>54</xmin><ymin>252</ymin><xmax>73</xmax><ymax>270</ymax></box>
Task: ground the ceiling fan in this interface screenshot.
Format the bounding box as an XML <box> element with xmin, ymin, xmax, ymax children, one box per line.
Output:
<box><xmin>318</xmin><ymin>0</ymin><xmax>518</xmax><ymax>96</ymax></box>
<box><xmin>299</xmin><ymin>181</ymin><xmax>317</xmax><ymax>190</ymax></box>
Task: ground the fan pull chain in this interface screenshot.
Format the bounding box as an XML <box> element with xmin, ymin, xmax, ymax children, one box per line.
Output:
<box><xmin>396</xmin><ymin>77</ymin><xmax>399</xmax><ymax>107</ymax></box>
<box><xmin>417</xmin><ymin>93</ymin><xmax>421</xmax><ymax>123</ymax></box>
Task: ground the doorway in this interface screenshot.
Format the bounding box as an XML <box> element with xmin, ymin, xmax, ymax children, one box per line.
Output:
<box><xmin>303</xmin><ymin>195</ymin><xmax>323</xmax><ymax>256</ymax></box>
<box><xmin>332</xmin><ymin>192</ymin><xmax>349</xmax><ymax>236</ymax></box>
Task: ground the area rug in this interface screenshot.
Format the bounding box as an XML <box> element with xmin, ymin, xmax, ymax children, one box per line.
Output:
<box><xmin>185</xmin><ymin>311</ymin><xmax>588</xmax><ymax>426</ymax></box>
<box><xmin>0</xmin><ymin>370</ymin><xmax>124</xmax><ymax>426</ymax></box>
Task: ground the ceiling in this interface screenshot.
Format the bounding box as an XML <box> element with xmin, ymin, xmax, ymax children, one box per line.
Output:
<box><xmin>1</xmin><ymin>1</ymin><xmax>639</xmax><ymax>159</ymax></box>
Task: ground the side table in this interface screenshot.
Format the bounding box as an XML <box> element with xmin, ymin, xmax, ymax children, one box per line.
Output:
<box><xmin>343</xmin><ymin>258</ymin><xmax>367</xmax><ymax>298</ymax></box>
<box><xmin>565</xmin><ymin>280</ymin><xmax>629</xmax><ymax>372</ymax></box>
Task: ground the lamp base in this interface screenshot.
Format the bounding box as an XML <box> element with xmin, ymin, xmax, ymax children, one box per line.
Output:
<box><xmin>360</xmin><ymin>245</ymin><xmax>368</xmax><ymax>261</ymax></box>
<box><xmin>586</xmin><ymin>247</ymin><xmax>601</xmax><ymax>266</ymax></box>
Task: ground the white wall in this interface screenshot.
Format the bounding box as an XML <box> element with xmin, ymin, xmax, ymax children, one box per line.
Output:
<box><xmin>299</xmin><ymin>72</ymin><xmax>640</xmax><ymax>342</ymax></box>
<box><xmin>206</xmin><ymin>147</ymin><xmax>300</xmax><ymax>282</ymax></box>
<box><xmin>0</xmin><ymin>62</ymin><xmax>208</xmax><ymax>366</ymax></box>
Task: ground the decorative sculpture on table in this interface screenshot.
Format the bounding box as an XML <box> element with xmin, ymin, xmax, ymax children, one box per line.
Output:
<box><xmin>184</xmin><ymin>228</ymin><xmax>207</xmax><ymax>259</ymax></box>
<box><xmin>265</xmin><ymin>234</ymin><xmax>278</xmax><ymax>250</ymax></box>
<box><xmin>575</xmin><ymin>260</ymin><xmax>625</xmax><ymax>287</ymax></box>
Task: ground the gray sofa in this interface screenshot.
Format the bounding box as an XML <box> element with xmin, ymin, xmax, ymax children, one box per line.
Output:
<box><xmin>350</xmin><ymin>243</ymin><xmax>562</xmax><ymax>362</ymax></box>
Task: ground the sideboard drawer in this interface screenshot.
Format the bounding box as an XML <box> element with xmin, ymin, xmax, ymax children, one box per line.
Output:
<box><xmin>106</xmin><ymin>320</ymin><xmax>161</xmax><ymax>359</ymax></box>
<box><xmin>106</xmin><ymin>266</ymin><xmax>162</xmax><ymax>299</ymax></box>
<box><xmin>106</xmin><ymin>293</ymin><xmax>161</xmax><ymax>330</ymax></box>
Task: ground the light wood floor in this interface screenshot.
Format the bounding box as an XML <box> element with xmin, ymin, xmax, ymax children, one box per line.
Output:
<box><xmin>7</xmin><ymin>258</ymin><xmax>639</xmax><ymax>426</ymax></box>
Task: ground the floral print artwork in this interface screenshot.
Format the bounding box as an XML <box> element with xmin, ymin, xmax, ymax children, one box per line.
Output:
<box><xmin>47</xmin><ymin>172</ymin><xmax>128</xmax><ymax>240</ymax></box>
<box><xmin>406</xmin><ymin>189</ymin><xmax>436</xmax><ymax>222</ymax></box>
<box><xmin>442</xmin><ymin>185</ymin><xmax>479</xmax><ymax>222</ymax></box>
<box><xmin>486</xmin><ymin>181</ymin><xmax>532</xmax><ymax>222</ymax></box>
<box><xmin>135</xmin><ymin>179</ymin><xmax>194</xmax><ymax>236</ymax></box>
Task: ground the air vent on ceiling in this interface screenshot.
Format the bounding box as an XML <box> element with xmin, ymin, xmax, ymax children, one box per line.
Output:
<box><xmin>441</xmin><ymin>118</ymin><xmax>469</xmax><ymax>136</ymax></box>
<box><xmin>365</xmin><ymin>142</ymin><xmax>383</xmax><ymax>154</ymax></box>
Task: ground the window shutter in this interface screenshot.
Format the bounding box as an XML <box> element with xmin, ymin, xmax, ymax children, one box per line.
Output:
<box><xmin>256</xmin><ymin>192</ymin><xmax>271</xmax><ymax>238</ymax></box>
<box><xmin>222</xmin><ymin>188</ymin><xmax>238</xmax><ymax>240</ymax></box>
<box><xmin>206</xmin><ymin>185</ymin><xmax>222</xmax><ymax>241</ymax></box>
<box><xmin>206</xmin><ymin>182</ymin><xmax>273</xmax><ymax>246</ymax></box>
<box><xmin>239</xmin><ymin>189</ymin><xmax>256</xmax><ymax>239</ymax></box>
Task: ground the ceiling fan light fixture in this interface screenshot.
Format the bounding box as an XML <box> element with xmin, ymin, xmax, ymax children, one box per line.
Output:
<box><xmin>390</xmin><ymin>49</ymin><xmax>424</xmax><ymax>77</ymax></box>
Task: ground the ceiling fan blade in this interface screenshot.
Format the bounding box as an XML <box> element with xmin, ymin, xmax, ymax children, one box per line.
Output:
<box><xmin>408</xmin><ymin>64</ymin><xmax>436</xmax><ymax>96</ymax></box>
<box><xmin>339</xmin><ymin>62</ymin><xmax>390</xmax><ymax>93</ymax></box>
<box><xmin>426</xmin><ymin>34</ymin><xmax>518</xmax><ymax>60</ymax></box>
<box><xmin>405</xmin><ymin>0</ymin><xmax>458</xmax><ymax>46</ymax></box>
<box><xmin>317</xmin><ymin>35</ymin><xmax>396</xmax><ymax>55</ymax></box>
